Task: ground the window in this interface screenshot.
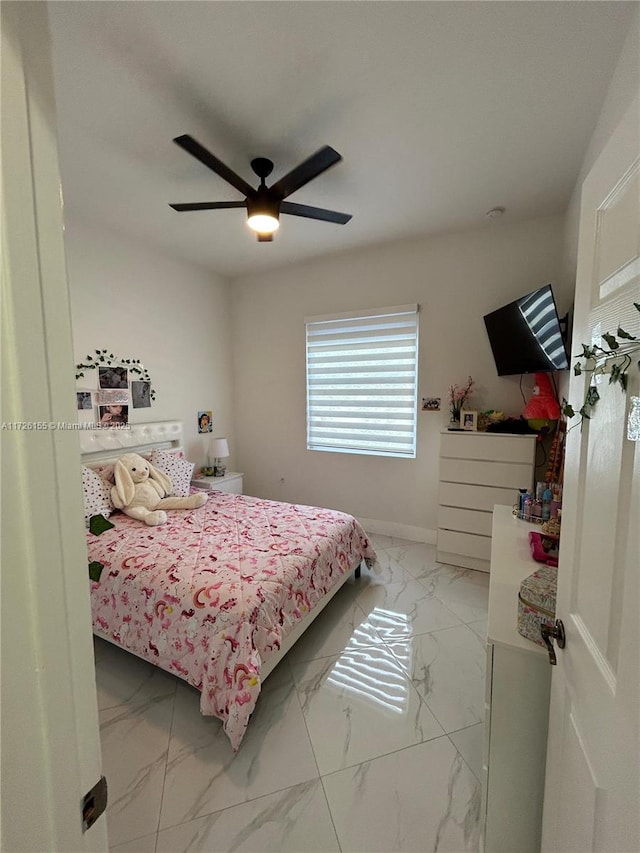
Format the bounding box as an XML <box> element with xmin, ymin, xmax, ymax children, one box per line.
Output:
<box><xmin>305</xmin><ymin>305</ymin><xmax>419</xmax><ymax>458</ymax></box>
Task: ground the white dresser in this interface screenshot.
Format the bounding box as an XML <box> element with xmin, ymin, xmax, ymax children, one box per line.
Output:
<box><xmin>437</xmin><ymin>431</ymin><xmax>536</xmax><ymax>572</ymax></box>
<box><xmin>482</xmin><ymin>505</ymin><xmax>551</xmax><ymax>853</ymax></box>
<box><xmin>191</xmin><ymin>471</ymin><xmax>244</xmax><ymax>494</ymax></box>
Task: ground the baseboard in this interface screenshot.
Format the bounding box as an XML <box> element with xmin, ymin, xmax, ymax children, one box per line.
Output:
<box><xmin>358</xmin><ymin>517</ymin><xmax>436</xmax><ymax>545</ymax></box>
<box><xmin>436</xmin><ymin>549</ymin><xmax>490</xmax><ymax>573</ymax></box>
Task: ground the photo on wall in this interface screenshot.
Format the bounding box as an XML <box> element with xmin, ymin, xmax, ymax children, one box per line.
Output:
<box><xmin>198</xmin><ymin>411</ymin><xmax>213</xmax><ymax>433</ymax></box>
<box><xmin>76</xmin><ymin>391</ymin><xmax>92</xmax><ymax>411</ymax></box>
<box><xmin>98</xmin><ymin>366</ymin><xmax>128</xmax><ymax>389</ymax></box>
<box><xmin>421</xmin><ymin>397</ymin><xmax>441</xmax><ymax>411</ymax></box>
<box><xmin>132</xmin><ymin>380</ymin><xmax>152</xmax><ymax>408</ymax></box>
<box><xmin>98</xmin><ymin>405</ymin><xmax>129</xmax><ymax>426</ymax></box>
<box><xmin>96</xmin><ymin>388</ymin><xmax>129</xmax><ymax>405</ymax></box>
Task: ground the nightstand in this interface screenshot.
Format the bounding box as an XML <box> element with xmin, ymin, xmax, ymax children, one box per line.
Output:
<box><xmin>191</xmin><ymin>471</ymin><xmax>244</xmax><ymax>494</ymax></box>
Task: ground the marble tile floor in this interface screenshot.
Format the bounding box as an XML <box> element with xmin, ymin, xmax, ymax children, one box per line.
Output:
<box><xmin>97</xmin><ymin>536</ymin><xmax>489</xmax><ymax>853</ymax></box>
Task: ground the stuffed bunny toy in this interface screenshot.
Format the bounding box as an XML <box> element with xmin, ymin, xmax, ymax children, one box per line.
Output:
<box><xmin>111</xmin><ymin>452</ymin><xmax>207</xmax><ymax>526</ymax></box>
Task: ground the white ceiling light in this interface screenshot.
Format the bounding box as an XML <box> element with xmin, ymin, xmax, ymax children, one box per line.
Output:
<box><xmin>246</xmin><ymin>213</ymin><xmax>280</xmax><ymax>234</ymax></box>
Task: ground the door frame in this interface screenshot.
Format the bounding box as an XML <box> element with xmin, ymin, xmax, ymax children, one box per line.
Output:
<box><xmin>1</xmin><ymin>4</ymin><xmax>107</xmax><ymax>851</ymax></box>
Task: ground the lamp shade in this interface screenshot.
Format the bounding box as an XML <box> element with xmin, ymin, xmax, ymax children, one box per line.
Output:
<box><xmin>209</xmin><ymin>437</ymin><xmax>229</xmax><ymax>459</ymax></box>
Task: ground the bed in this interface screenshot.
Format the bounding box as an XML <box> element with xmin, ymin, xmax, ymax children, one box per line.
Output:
<box><xmin>81</xmin><ymin>421</ymin><xmax>377</xmax><ymax>750</ymax></box>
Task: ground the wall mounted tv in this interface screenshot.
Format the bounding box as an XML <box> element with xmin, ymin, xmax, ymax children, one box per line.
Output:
<box><xmin>483</xmin><ymin>284</ymin><xmax>570</xmax><ymax>376</ymax></box>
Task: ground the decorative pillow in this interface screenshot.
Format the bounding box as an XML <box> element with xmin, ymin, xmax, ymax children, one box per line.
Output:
<box><xmin>149</xmin><ymin>450</ymin><xmax>194</xmax><ymax>497</ymax></box>
<box><xmin>82</xmin><ymin>466</ymin><xmax>114</xmax><ymax>524</ymax></box>
<box><xmin>90</xmin><ymin>453</ymin><xmax>151</xmax><ymax>484</ymax></box>
<box><xmin>91</xmin><ymin>462</ymin><xmax>116</xmax><ymax>484</ymax></box>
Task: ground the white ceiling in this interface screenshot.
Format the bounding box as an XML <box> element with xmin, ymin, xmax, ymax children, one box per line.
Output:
<box><xmin>48</xmin><ymin>1</ymin><xmax>634</xmax><ymax>279</ymax></box>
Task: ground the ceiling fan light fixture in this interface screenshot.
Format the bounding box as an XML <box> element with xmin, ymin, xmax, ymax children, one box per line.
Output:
<box><xmin>170</xmin><ymin>136</ymin><xmax>351</xmax><ymax>239</ymax></box>
<box><xmin>247</xmin><ymin>213</ymin><xmax>280</xmax><ymax>234</ymax></box>
<box><xmin>246</xmin><ymin>192</ymin><xmax>280</xmax><ymax>234</ymax></box>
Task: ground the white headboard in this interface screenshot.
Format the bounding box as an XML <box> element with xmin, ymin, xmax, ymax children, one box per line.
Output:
<box><xmin>80</xmin><ymin>420</ymin><xmax>183</xmax><ymax>464</ymax></box>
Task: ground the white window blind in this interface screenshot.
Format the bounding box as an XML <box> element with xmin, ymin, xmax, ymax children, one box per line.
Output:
<box><xmin>305</xmin><ymin>305</ymin><xmax>419</xmax><ymax>458</ymax></box>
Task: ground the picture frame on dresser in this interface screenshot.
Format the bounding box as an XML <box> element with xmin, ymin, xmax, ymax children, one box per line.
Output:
<box><xmin>461</xmin><ymin>410</ymin><xmax>478</xmax><ymax>431</ymax></box>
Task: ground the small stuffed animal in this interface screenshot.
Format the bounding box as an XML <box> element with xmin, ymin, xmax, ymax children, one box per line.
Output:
<box><xmin>523</xmin><ymin>372</ymin><xmax>561</xmax><ymax>432</ymax></box>
<box><xmin>111</xmin><ymin>452</ymin><xmax>207</xmax><ymax>526</ymax></box>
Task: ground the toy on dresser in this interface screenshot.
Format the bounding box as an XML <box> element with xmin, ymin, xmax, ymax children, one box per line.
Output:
<box><xmin>522</xmin><ymin>372</ymin><xmax>561</xmax><ymax>434</ymax></box>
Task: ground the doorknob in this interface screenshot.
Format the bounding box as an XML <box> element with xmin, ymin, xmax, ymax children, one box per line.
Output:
<box><xmin>541</xmin><ymin>619</ymin><xmax>566</xmax><ymax>665</ymax></box>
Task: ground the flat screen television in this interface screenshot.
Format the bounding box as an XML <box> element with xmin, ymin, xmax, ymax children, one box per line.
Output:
<box><xmin>483</xmin><ymin>284</ymin><xmax>569</xmax><ymax>376</ymax></box>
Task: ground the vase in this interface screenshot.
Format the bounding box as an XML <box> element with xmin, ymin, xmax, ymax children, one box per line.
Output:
<box><xmin>448</xmin><ymin>415</ymin><xmax>462</xmax><ymax>431</ymax></box>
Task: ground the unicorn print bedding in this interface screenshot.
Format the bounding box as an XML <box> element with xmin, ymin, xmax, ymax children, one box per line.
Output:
<box><xmin>88</xmin><ymin>489</ymin><xmax>376</xmax><ymax>750</ymax></box>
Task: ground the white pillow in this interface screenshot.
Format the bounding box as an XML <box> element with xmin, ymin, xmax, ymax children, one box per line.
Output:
<box><xmin>149</xmin><ymin>450</ymin><xmax>194</xmax><ymax>497</ymax></box>
<box><xmin>82</xmin><ymin>466</ymin><xmax>114</xmax><ymax>523</ymax></box>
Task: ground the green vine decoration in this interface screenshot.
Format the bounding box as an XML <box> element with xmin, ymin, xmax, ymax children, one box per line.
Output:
<box><xmin>76</xmin><ymin>349</ymin><xmax>156</xmax><ymax>401</ymax></box>
<box><xmin>562</xmin><ymin>302</ymin><xmax>640</xmax><ymax>428</ymax></box>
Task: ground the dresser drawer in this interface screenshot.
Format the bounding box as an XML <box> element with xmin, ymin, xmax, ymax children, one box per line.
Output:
<box><xmin>437</xmin><ymin>529</ymin><xmax>492</xmax><ymax>562</ymax></box>
<box><xmin>438</xmin><ymin>506</ymin><xmax>493</xmax><ymax>537</ymax></box>
<box><xmin>440</xmin><ymin>433</ymin><xmax>536</xmax><ymax>464</ymax></box>
<box><xmin>439</xmin><ymin>482</ymin><xmax>518</xmax><ymax>513</ymax></box>
<box><xmin>440</xmin><ymin>458</ymin><xmax>533</xmax><ymax>490</ymax></box>
<box><xmin>437</xmin><ymin>432</ymin><xmax>535</xmax><ymax>574</ymax></box>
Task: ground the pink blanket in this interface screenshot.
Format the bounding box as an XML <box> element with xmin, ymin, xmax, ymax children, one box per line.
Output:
<box><xmin>89</xmin><ymin>491</ymin><xmax>376</xmax><ymax>750</ymax></box>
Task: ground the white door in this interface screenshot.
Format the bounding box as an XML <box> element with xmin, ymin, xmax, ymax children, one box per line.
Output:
<box><xmin>1</xmin><ymin>4</ymin><xmax>108</xmax><ymax>851</ymax></box>
<box><xmin>541</xmin><ymin>96</ymin><xmax>640</xmax><ymax>852</ymax></box>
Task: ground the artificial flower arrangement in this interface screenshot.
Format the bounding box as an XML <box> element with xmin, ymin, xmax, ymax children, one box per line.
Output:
<box><xmin>448</xmin><ymin>376</ymin><xmax>475</xmax><ymax>424</ymax></box>
<box><xmin>562</xmin><ymin>303</ymin><xmax>639</xmax><ymax>429</ymax></box>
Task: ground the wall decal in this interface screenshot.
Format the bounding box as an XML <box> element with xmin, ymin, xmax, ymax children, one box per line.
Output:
<box><xmin>75</xmin><ymin>350</ymin><xmax>156</xmax><ymax>401</ymax></box>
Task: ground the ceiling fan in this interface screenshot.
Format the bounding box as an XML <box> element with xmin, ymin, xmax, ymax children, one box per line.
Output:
<box><xmin>169</xmin><ymin>135</ymin><xmax>352</xmax><ymax>242</ymax></box>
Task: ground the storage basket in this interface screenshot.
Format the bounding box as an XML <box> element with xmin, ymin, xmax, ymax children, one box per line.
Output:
<box><xmin>517</xmin><ymin>564</ymin><xmax>558</xmax><ymax>647</ymax></box>
<box><xmin>477</xmin><ymin>410</ymin><xmax>505</xmax><ymax>431</ymax></box>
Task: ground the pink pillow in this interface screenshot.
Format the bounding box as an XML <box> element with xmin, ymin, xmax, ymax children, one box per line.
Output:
<box><xmin>91</xmin><ymin>462</ymin><xmax>116</xmax><ymax>483</ymax></box>
<box><xmin>149</xmin><ymin>450</ymin><xmax>194</xmax><ymax>497</ymax></box>
<box><xmin>82</xmin><ymin>466</ymin><xmax>113</xmax><ymax>523</ymax></box>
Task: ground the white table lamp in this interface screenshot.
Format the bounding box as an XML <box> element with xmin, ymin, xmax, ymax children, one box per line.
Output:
<box><xmin>210</xmin><ymin>437</ymin><xmax>230</xmax><ymax>477</ymax></box>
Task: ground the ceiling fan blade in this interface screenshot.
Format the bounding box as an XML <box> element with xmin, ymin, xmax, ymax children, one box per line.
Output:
<box><xmin>280</xmin><ymin>201</ymin><xmax>352</xmax><ymax>224</ymax></box>
<box><xmin>270</xmin><ymin>146</ymin><xmax>342</xmax><ymax>199</ymax></box>
<box><xmin>173</xmin><ymin>135</ymin><xmax>255</xmax><ymax>198</ymax></box>
<box><xmin>169</xmin><ymin>201</ymin><xmax>246</xmax><ymax>212</ymax></box>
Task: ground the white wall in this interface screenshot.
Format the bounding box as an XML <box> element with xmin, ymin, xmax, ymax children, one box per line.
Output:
<box><xmin>231</xmin><ymin>214</ymin><xmax>564</xmax><ymax>536</ymax></box>
<box><xmin>560</xmin><ymin>6</ymin><xmax>640</xmax><ymax>311</ymax></box>
<box><xmin>65</xmin><ymin>218</ymin><xmax>236</xmax><ymax>468</ymax></box>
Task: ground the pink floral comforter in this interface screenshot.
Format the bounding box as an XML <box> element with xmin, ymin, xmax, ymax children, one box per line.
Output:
<box><xmin>89</xmin><ymin>491</ymin><xmax>377</xmax><ymax>750</ymax></box>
